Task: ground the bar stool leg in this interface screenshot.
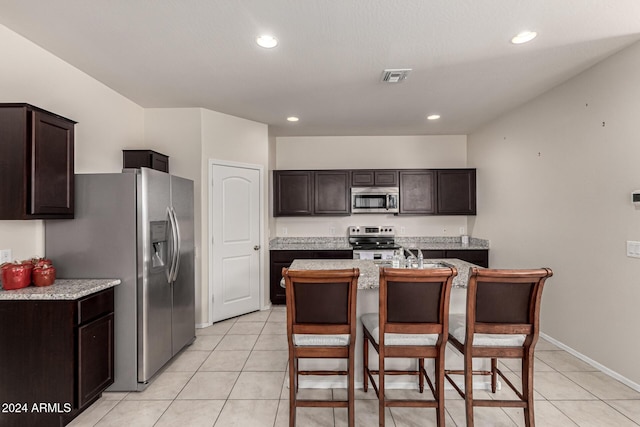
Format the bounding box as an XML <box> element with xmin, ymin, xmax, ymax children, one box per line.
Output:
<box><xmin>363</xmin><ymin>334</ymin><xmax>369</xmax><ymax>392</ymax></box>
<box><xmin>523</xmin><ymin>352</ymin><xmax>535</xmax><ymax>427</ymax></box>
<box><xmin>464</xmin><ymin>351</ymin><xmax>475</xmax><ymax>427</ymax></box>
<box><xmin>419</xmin><ymin>358</ymin><xmax>425</xmax><ymax>393</ymax></box>
<box><xmin>491</xmin><ymin>358</ymin><xmax>498</xmax><ymax>393</ymax></box>
<box><xmin>289</xmin><ymin>355</ymin><xmax>296</xmax><ymax>427</ymax></box>
<box><xmin>379</xmin><ymin>354</ymin><xmax>385</xmax><ymax>427</ymax></box>
<box><xmin>436</xmin><ymin>354</ymin><xmax>445</xmax><ymax>427</ymax></box>
<box><xmin>348</xmin><ymin>346</ymin><xmax>355</xmax><ymax>427</ymax></box>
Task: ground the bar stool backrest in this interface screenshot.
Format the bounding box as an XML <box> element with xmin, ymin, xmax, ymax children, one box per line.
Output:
<box><xmin>284</xmin><ymin>268</ymin><xmax>360</xmax><ymax>336</ymax></box>
<box><xmin>380</xmin><ymin>267</ymin><xmax>457</xmax><ymax>337</ymax></box>
<box><xmin>467</xmin><ymin>267</ymin><xmax>553</xmax><ymax>341</ymax></box>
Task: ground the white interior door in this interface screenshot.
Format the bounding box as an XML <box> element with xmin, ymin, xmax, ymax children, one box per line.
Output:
<box><xmin>211</xmin><ymin>163</ymin><xmax>261</xmax><ymax>322</ymax></box>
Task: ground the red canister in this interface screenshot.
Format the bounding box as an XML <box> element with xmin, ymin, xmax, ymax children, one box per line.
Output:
<box><xmin>32</xmin><ymin>264</ymin><xmax>56</xmax><ymax>287</ymax></box>
<box><xmin>1</xmin><ymin>262</ymin><xmax>33</xmax><ymax>290</ymax></box>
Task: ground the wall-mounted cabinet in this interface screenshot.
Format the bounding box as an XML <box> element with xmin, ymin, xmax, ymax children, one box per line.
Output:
<box><xmin>273</xmin><ymin>171</ymin><xmax>314</xmax><ymax>216</ymax></box>
<box><xmin>314</xmin><ymin>170</ymin><xmax>351</xmax><ymax>215</ymax></box>
<box><xmin>273</xmin><ymin>168</ymin><xmax>476</xmax><ymax>217</ymax></box>
<box><xmin>0</xmin><ymin>103</ymin><xmax>75</xmax><ymax>219</ymax></box>
<box><xmin>351</xmin><ymin>170</ymin><xmax>398</xmax><ymax>187</ymax></box>
<box><xmin>436</xmin><ymin>169</ymin><xmax>476</xmax><ymax>215</ymax></box>
<box><xmin>399</xmin><ymin>168</ymin><xmax>476</xmax><ymax>215</ymax></box>
<box><xmin>399</xmin><ymin>170</ymin><xmax>436</xmax><ymax>214</ymax></box>
<box><xmin>273</xmin><ymin>170</ymin><xmax>350</xmax><ymax>216</ymax></box>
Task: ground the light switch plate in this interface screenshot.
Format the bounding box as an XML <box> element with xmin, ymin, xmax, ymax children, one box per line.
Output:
<box><xmin>0</xmin><ymin>249</ymin><xmax>12</xmax><ymax>264</ymax></box>
<box><xmin>626</xmin><ymin>241</ymin><xmax>640</xmax><ymax>258</ymax></box>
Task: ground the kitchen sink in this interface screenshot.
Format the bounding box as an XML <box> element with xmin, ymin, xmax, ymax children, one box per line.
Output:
<box><xmin>375</xmin><ymin>261</ymin><xmax>453</xmax><ymax>269</ymax></box>
<box><xmin>422</xmin><ymin>262</ymin><xmax>451</xmax><ymax>268</ymax></box>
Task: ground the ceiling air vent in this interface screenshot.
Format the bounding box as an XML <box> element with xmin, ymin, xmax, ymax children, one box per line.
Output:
<box><xmin>380</xmin><ymin>68</ymin><xmax>412</xmax><ymax>83</ymax></box>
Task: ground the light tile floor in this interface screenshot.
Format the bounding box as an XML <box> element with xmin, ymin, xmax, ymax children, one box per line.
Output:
<box><xmin>69</xmin><ymin>307</ymin><xmax>640</xmax><ymax>426</ymax></box>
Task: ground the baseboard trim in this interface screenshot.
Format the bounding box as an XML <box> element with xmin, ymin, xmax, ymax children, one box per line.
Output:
<box><xmin>540</xmin><ymin>332</ymin><xmax>640</xmax><ymax>392</ymax></box>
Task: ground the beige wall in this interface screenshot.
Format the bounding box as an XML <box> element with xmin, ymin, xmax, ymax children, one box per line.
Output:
<box><xmin>274</xmin><ymin>135</ymin><xmax>470</xmax><ymax>238</ymax></box>
<box><xmin>0</xmin><ymin>24</ymin><xmax>272</xmax><ymax>326</ymax></box>
<box><xmin>0</xmin><ymin>24</ymin><xmax>144</xmax><ymax>260</ymax></box>
<box><xmin>468</xmin><ymin>41</ymin><xmax>640</xmax><ymax>386</ymax></box>
<box><xmin>201</xmin><ymin>109</ymin><xmax>270</xmax><ymax>317</ymax></box>
<box><xmin>143</xmin><ymin>108</ymin><xmax>204</xmax><ymax>323</ymax></box>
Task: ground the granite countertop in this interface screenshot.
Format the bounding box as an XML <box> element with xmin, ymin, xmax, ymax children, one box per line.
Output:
<box><xmin>287</xmin><ymin>258</ymin><xmax>479</xmax><ymax>289</ymax></box>
<box><xmin>269</xmin><ymin>237</ymin><xmax>353</xmax><ymax>251</ymax></box>
<box><xmin>270</xmin><ymin>236</ymin><xmax>489</xmax><ymax>251</ymax></box>
<box><xmin>0</xmin><ymin>279</ymin><xmax>121</xmax><ymax>300</ymax></box>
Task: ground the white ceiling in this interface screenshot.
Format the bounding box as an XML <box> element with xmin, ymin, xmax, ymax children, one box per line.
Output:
<box><xmin>1</xmin><ymin>0</ymin><xmax>640</xmax><ymax>137</ymax></box>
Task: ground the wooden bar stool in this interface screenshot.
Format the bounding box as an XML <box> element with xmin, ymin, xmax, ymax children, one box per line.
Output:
<box><xmin>445</xmin><ymin>267</ymin><xmax>553</xmax><ymax>427</ymax></box>
<box><xmin>362</xmin><ymin>266</ymin><xmax>457</xmax><ymax>427</ymax></box>
<box><xmin>282</xmin><ymin>267</ymin><xmax>360</xmax><ymax>427</ymax></box>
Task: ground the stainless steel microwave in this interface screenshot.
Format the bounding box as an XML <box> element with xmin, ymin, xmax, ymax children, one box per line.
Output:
<box><xmin>351</xmin><ymin>187</ymin><xmax>399</xmax><ymax>213</ymax></box>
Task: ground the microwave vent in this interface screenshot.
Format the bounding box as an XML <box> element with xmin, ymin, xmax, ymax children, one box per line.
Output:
<box><xmin>380</xmin><ymin>68</ymin><xmax>412</xmax><ymax>83</ymax></box>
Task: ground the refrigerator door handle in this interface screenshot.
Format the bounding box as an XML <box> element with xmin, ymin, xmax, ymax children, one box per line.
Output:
<box><xmin>166</xmin><ymin>207</ymin><xmax>177</xmax><ymax>282</ymax></box>
<box><xmin>170</xmin><ymin>207</ymin><xmax>182</xmax><ymax>283</ymax></box>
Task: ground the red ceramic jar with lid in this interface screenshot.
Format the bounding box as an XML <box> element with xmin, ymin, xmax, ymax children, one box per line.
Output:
<box><xmin>1</xmin><ymin>262</ymin><xmax>33</xmax><ymax>290</ymax></box>
<box><xmin>32</xmin><ymin>264</ymin><xmax>56</xmax><ymax>287</ymax></box>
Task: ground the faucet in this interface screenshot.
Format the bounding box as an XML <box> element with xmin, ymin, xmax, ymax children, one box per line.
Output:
<box><xmin>404</xmin><ymin>248</ymin><xmax>424</xmax><ymax>268</ymax></box>
<box><xmin>404</xmin><ymin>248</ymin><xmax>422</xmax><ymax>258</ymax></box>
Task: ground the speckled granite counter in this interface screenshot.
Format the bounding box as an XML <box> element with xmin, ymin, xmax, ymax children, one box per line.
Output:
<box><xmin>270</xmin><ymin>236</ymin><xmax>489</xmax><ymax>251</ymax></box>
<box><xmin>287</xmin><ymin>258</ymin><xmax>479</xmax><ymax>289</ymax></box>
<box><xmin>269</xmin><ymin>237</ymin><xmax>352</xmax><ymax>251</ymax></box>
<box><xmin>0</xmin><ymin>279</ymin><xmax>121</xmax><ymax>300</ymax></box>
<box><xmin>396</xmin><ymin>237</ymin><xmax>489</xmax><ymax>250</ymax></box>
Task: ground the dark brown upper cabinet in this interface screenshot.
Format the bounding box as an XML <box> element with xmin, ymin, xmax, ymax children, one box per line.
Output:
<box><xmin>399</xmin><ymin>169</ymin><xmax>476</xmax><ymax>215</ymax></box>
<box><xmin>273</xmin><ymin>170</ymin><xmax>350</xmax><ymax>216</ymax></box>
<box><xmin>351</xmin><ymin>169</ymin><xmax>398</xmax><ymax>187</ymax></box>
<box><xmin>399</xmin><ymin>170</ymin><xmax>436</xmax><ymax>214</ymax></box>
<box><xmin>436</xmin><ymin>169</ymin><xmax>476</xmax><ymax>215</ymax></box>
<box><xmin>314</xmin><ymin>170</ymin><xmax>351</xmax><ymax>215</ymax></box>
<box><xmin>274</xmin><ymin>168</ymin><xmax>476</xmax><ymax>217</ymax></box>
<box><xmin>273</xmin><ymin>171</ymin><xmax>314</xmax><ymax>216</ymax></box>
<box><xmin>0</xmin><ymin>104</ymin><xmax>75</xmax><ymax>219</ymax></box>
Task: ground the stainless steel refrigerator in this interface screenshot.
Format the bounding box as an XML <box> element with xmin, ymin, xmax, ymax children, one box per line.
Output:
<box><xmin>45</xmin><ymin>167</ymin><xmax>195</xmax><ymax>391</ymax></box>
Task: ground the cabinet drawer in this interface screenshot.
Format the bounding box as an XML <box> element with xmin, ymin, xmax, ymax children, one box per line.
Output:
<box><xmin>77</xmin><ymin>288</ymin><xmax>114</xmax><ymax>325</ymax></box>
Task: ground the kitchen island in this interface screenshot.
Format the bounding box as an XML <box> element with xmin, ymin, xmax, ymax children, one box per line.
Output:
<box><xmin>285</xmin><ymin>259</ymin><xmax>489</xmax><ymax>391</ymax></box>
<box><xmin>0</xmin><ymin>279</ymin><xmax>119</xmax><ymax>427</ymax></box>
<box><xmin>269</xmin><ymin>236</ymin><xmax>489</xmax><ymax>304</ymax></box>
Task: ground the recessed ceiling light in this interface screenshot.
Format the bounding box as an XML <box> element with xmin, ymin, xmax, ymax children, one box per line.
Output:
<box><xmin>427</xmin><ymin>114</ymin><xmax>441</xmax><ymax>120</ymax></box>
<box><xmin>287</xmin><ymin>116</ymin><xmax>299</xmax><ymax>122</ymax></box>
<box><xmin>511</xmin><ymin>31</ymin><xmax>537</xmax><ymax>44</ymax></box>
<box><xmin>256</xmin><ymin>35</ymin><xmax>278</xmax><ymax>48</ymax></box>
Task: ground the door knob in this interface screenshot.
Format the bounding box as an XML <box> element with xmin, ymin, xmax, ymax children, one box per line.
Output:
<box><xmin>254</xmin><ymin>245</ymin><xmax>261</xmax><ymax>251</ymax></box>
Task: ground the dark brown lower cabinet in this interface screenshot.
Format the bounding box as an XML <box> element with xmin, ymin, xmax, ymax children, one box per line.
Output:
<box><xmin>418</xmin><ymin>249</ymin><xmax>489</xmax><ymax>268</ymax></box>
<box><xmin>0</xmin><ymin>288</ymin><xmax>114</xmax><ymax>427</ymax></box>
<box><xmin>270</xmin><ymin>250</ymin><xmax>353</xmax><ymax>304</ymax></box>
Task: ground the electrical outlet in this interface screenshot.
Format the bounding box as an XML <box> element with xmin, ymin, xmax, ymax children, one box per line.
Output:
<box><xmin>627</xmin><ymin>241</ymin><xmax>640</xmax><ymax>258</ymax></box>
<box><xmin>0</xmin><ymin>249</ymin><xmax>12</xmax><ymax>264</ymax></box>
<box><xmin>459</xmin><ymin>227</ymin><xmax>465</xmax><ymax>234</ymax></box>
<box><xmin>443</xmin><ymin>227</ymin><xmax>447</xmax><ymax>234</ymax></box>
<box><xmin>330</xmin><ymin>227</ymin><xmax>335</xmax><ymax>235</ymax></box>
<box><xmin>282</xmin><ymin>227</ymin><xmax>288</xmax><ymax>236</ymax></box>
<box><xmin>400</xmin><ymin>226</ymin><xmax>406</xmax><ymax>235</ymax></box>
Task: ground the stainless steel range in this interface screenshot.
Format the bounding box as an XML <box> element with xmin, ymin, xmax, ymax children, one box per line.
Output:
<box><xmin>349</xmin><ymin>225</ymin><xmax>400</xmax><ymax>263</ymax></box>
